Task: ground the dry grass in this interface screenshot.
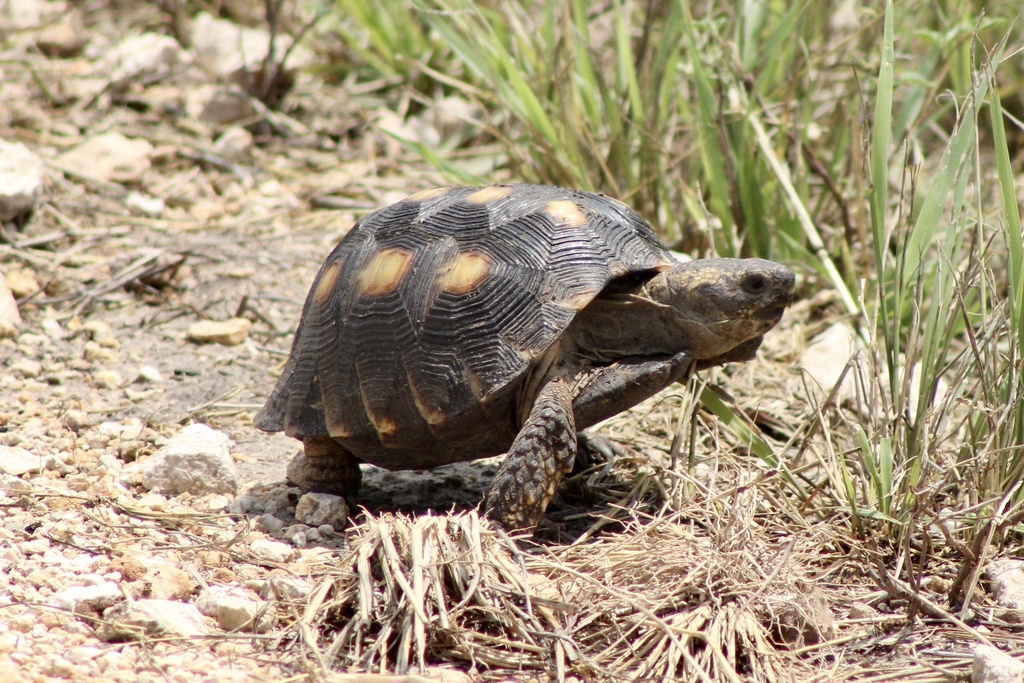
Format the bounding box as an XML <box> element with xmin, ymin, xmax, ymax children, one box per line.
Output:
<box><xmin>290</xmin><ymin>503</ymin><xmax>828</xmax><ymax>682</ymax></box>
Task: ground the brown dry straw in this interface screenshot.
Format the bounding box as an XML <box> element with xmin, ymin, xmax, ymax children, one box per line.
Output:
<box><xmin>292</xmin><ymin>505</ymin><xmax>819</xmax><ymax>682</ymax></box>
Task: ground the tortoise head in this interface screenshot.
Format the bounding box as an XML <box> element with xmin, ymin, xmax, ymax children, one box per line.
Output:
<box><xmin>647</xmin><ymin>258</ymin><xmax>795</xmax><ymax>364</ymax></box>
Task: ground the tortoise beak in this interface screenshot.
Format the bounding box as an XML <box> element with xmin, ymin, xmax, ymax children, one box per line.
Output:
<box><xmin>764</xmin><ymin>268</ymin><xmax>796</xmax><ymax>322</ymax></box>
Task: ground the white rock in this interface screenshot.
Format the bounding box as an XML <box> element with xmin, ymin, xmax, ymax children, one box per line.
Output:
<box><xmin>34</xmin><ymin>9</ymin><xmax>87</xmax><ymax>57</ymax></box>
<box><xmin>99</xmin><ymin>418</ymin><xmax>145</xmax><ymax>440</ymax></box>
<box><xmin>186</xmin><ymin>317</ymin><xmax>251</xmax><ymax>345</ymax></box>
<box><xmin>0</xmin><ymin>472</ymin><xmax>32</xmax><ymax>495</ymax></box>
<box><xmin>59</xmin><ymin>131</ymin><xmax>153</xmax><ymax>184</ymax></box>
<box><xmin>143</xmin><ymin>562</ymin><xmax>196</xmax><ymax>600</ymax></box>
<box><xmin>136</xmin><ymin>364</ymin><xmax>165</xmax><ymax>383</ymax></box>
<box><xmin>189</xmin><ymin>11</ymin><xmax>312</xmax><ymax>79</ymax></box>
<box><xmin>82</xmin><ymin>319</ymin><xmax>117</xmax><ymax>345</ymax></box>
<box><xmin>800</xmin><ymin>322</ymin><xmax>947</xmax><ymax>422</ymax></box>
<box><xmin>97</xmin><ymin>452</ymin><xmax>123</xmax><ymax>476</ymax></box>
<box><xmin>92</xmin><ymin>369</ymin><xmax>124</xmax><ymax>390</ymax></box>
<box><xmin>799</xmin><ymin>321</ymin><xmax>865</xmax><ymax>405</ymax></box>
<box><xmin>48</xmin><ymin>582</ymin><xmax>121</xmax><ymax>613</ymax></box>
<box><xmin>986</xmin><ymin>558</ymin><xmax>1024</xmax><ymax>622</ymax></box>
<box><xmin>196</xmin><ymin>585</ymin><xmax>250</xmax><ymax>616</ymax></box>
<box><xmin>263</xmin><ymin>576</ymin><xmax>311</xmax><ymax>602</ymax></box>
<box><xmin>16</xmin><ymin>331</ymin><xmax>47</xmax><ymax>346</ymax></box>
<box><xmin>218</xmin><ymin>596</ymin><xmax>273</xmax><ymax>633</ymax></box>
<box><xmin>96</xmin><ymin>32</ymin><xmax>190</xmax><ymax>83</ymax></box>
<box><xmin>136</xmin><ymin>493</ymin><xmax>168</xmax><ymax>510</ymax></box>
<box><xmin>213</xmin><ymin>126</ymin><xmax>253</xmax><ymax>158</ymax></box>
<box><xmin>69</xmin><ymin>554</ymin><xmax>102</xmax><ymax>572</ymax></box>
<box><xmin>295</xmin><ymin>492</ymin><xmax>349</xmax><ymax>531</ymax></box>
<box><xmin>0</xmin><ymin>445</ymin><xmax>41</xmax><ymax>476</ymax></box>
<box><xmin>204</xmin><ymin>493</ymin><xmax>230</xmax><ymax>512</ymax></box>
<box><xmin>99</xmin><ymin>599</ymin><xmax>211</xmax><ymax>641</ymax></box>
<box><xmin>10</xmin><ymin>358</ymin><xmax>42</xmax><ymax>378</ymax></box>
<box><xmin>0</xmin><ymin>140</ymin><xmax>45</xmax><ymax>220</ymax></box>
<box><xmin>0</xmin><ymin>273</ymin><xmax>21</xmax><ymax>338</ymax></box>
<box><xmin>408</xmin><ymin>95</ymin><xmax>482</xmax><ymax>150</ymax></box>
<box><xmin>5</xmin><ymin>268</ymin><xmax>38</xmax><ymax>299</ymax></box>
<box><xmin>196</xmin><ymin>586</ymin><xmax>272</xmax><ymax>632</ymax></box>
<box><xmin>287</xmin><ymin>527</ymin><xmax>308</xmax><ymax>548</ymax></box>
<box><xmin>21</xmin><ymin>538</ymin><xmax>49</xmax><ymax>554</ymax></box>
<box><xmin>248</xmin><ymin>538</ymin><xmax>294</xmax><ymax>564</ymax></box>
<box><xmin>140</xmin><ymin>423</ymin><xmax>238</xmax><ymax>495</ymax></box>
<box><xmin>973</xmin><ymin>644</ymin><xmax>1024</xmax><ymax>683</ymax></box>
<box><xmin>2</xmin><ymin>0</ymin><xmax>62</xmax><ymax>30</ymax></box>
<box><xmin>125</xmin><ymin>191</ymin><xmax>165</xmax><ymax>217</ymax></box>
<box><xmin>39</xmin><ymin>317</ymin><xmax>63</xmax><ymax>339</ymax></box>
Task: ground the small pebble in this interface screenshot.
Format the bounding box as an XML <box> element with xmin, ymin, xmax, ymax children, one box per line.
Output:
<box><xmin>10</xmin><ymin>359</ymin><xmax>42</xmax><ymax>378</ymax></box>
<box><xmin>40</xmin><ymin>318</ymin><xmax>64</xmax><ymax>339</ymax></box>
<box><xmin>136</xmin><ymin>365</ymin><xmax>164</xmax><ymax>383</ymax></box>
<box><xmin>186</xmin><ymin>318</ymin><xmax>251</xmax><ymax>346</ymax></box>
<box><xmin>92</xmin><ymin>370</ymin><xmax>124</xmax><ymax>390</ymax></box>
<box><xmin>0</xmin><ymin>445</ymin><xmax>41</xmax><ymax>476</ymax></box>
<box><xmin>136</xmin><ymin>493</ymin><xmax>168</xmax><ymax>511</ymax></box>
<box><xmin>125</xmin><ymin>191</ymin><xmax>165</xmax><ymax>217</ymax></box>
<box><xmin>84</xmin><ymin>342</ymin><xmax>118</xmax><ymax>363</ymax></box>
<box><xmin>248</xmin><ymin>538</ymin><xmax>294</xmax><ymax>564</ymax></box>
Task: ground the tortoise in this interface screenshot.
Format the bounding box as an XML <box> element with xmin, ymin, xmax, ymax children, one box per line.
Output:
<box><xmin>255</xmin><ymin>184</ymin><xmax>795</xmax><ymax>530</ymax></box>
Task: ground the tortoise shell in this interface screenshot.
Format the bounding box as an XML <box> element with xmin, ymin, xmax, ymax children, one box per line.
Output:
<box><xmin>255</xmin><ymin>184</ymin><xmax>677</xmax><ymax>470</ymax></box>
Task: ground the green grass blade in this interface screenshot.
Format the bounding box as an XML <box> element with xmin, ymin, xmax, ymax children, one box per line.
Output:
<box><xmin>680</xmin><ymin>1</ymin><xmax>735</xmax><ymax>254</ymax></box>
<box><xmin>698</xmin><ymin>386</ymin><xmax>775</xmax><ymax>465</ymax></box>
<box><xmin>869</xmin><ymin>0</ymin><xmax>897</xmax><ymax>381</ymax></box>
<box><xmin>988</xmin><ymin>70</ymin><xmax>1023</xmax><ymax>358</ymax></box>
<box><xmin>747</xmin><ymin>110</ymin><xmax>858</xmax><ymax>315</ymax></box>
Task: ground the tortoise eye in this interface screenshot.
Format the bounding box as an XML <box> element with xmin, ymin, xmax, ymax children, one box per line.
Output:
<box><xmin>742</xmin><ymin>273</ymin><xmax>768</xmax><ymax>295</ymax></box>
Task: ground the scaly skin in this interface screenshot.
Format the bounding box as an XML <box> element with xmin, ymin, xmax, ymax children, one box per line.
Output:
<box><xmin>288</xmin><ymin>436</ymin><xmax>362</xmax><ymax>509</ymax></box>
<box><xmin>484</xmin><ymin>378</ymin><xmax>576</xmax><ymax>531</ymax></box>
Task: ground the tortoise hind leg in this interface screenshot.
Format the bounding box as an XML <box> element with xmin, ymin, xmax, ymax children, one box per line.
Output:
<box><xmin>287</xmin><ymin>436</ymin><xmax>363</xmax><ymax>508</ymax></box>
<box><xmin>484</xmin><ymin>378</ymin><xmax>576</xmax><ymax>531</ymax></box>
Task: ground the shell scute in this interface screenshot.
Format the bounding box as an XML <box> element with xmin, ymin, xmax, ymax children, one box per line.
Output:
<box><xmin>254</xmin><ymin>184</ymin><xmax>675</xmax><ymax>466</ymax></box>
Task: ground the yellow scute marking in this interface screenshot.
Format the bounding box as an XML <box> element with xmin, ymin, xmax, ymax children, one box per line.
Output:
<box><xmin>565</xmin><ymin>289</ymin><xmax>598</xmax><ymax>310</ymax></box>
<box><xmin>405</xmin><ymin>187</ymin><xmax>450</xmax><ymax>202</ymax></box>
<box><xmin>356</xmin><ymin>248</ymin><xmax>414</xmax><ymax>297</ymax></box>
<box><xmin>410</xmin><ymin>384</ymin><xmax>446</xmax><ymax>426</ymax></box>
<box><xmin>371</xmin><ymin>414</ymin><xmax>399</xmax><ymax>437</ymax></box>
<box><xmin>437</xmin><ymin>251</ymin><xmax>491</xmax><ymax>295</ymax></box>
<box><xmin>544</xmin><ymin>200</ymin><xmax>587</xmax><ymax>228</ymax></box>
<box><xmin>313</xmin><ymin>261</ymin><xmax>341</xmax><ymax>303</ymax></box>
<box><xmin>466</xmin><ymin>186</ymin><xmax>513</xmax><ymax>204</ymax></box>
<box><xmin>325</xmin><ymin>411</ymin><xmax>352</xmax><ymax>438</ymax></box>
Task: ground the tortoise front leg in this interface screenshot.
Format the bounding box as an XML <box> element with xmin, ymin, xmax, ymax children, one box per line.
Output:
<box><xmin>572</xmin><ymin>350</ymin><xmax>694</xmax><ymax>430</ymax></box>
<box><xmin>484</xmin><ymin>378</ymin><xmax>576</xmax><ymax>531</ymax></box>
<box><xmin>287</xmin><ymin>436</ymin><xmax>363</xmax><ymax>509</ymax></box>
